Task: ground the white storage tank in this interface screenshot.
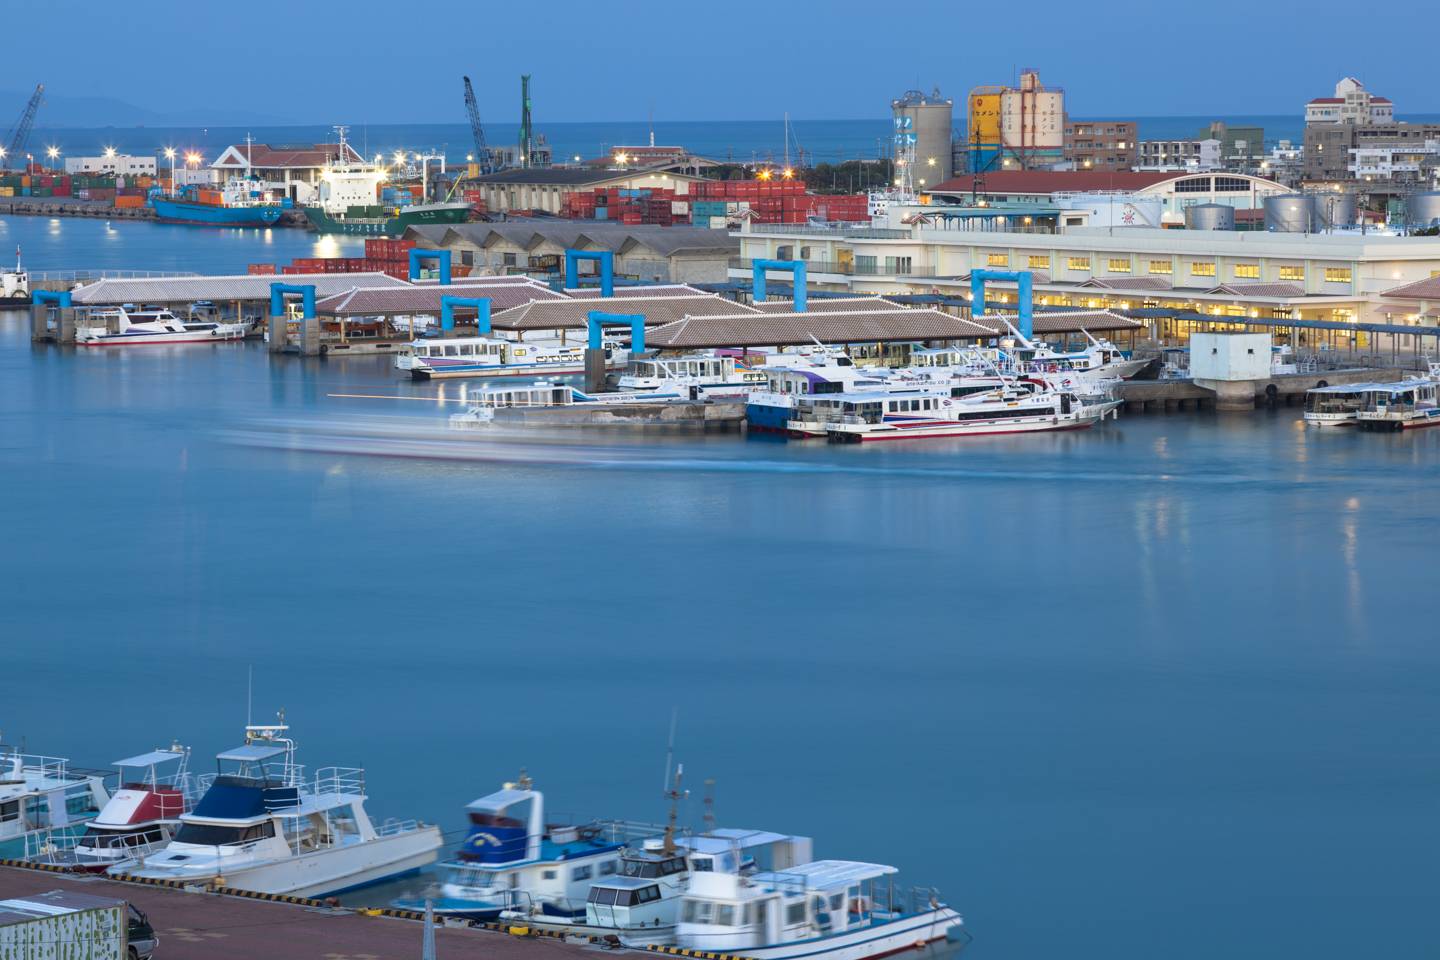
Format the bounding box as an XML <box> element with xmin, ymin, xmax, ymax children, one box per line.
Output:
<box><xmin>1405</xmin><ymin>191</ymin><xmax>1440</xmax><ymax>227</ymax></box>
<box><xmin>1265</xmin><ymin>194</ymin><xmax>1320</xmax><ymax>233</ymax></box>
<box><xmin>1184</xmin><ymin>203</ymin><xmax>1236</xmax><ymax>230</ymax></box>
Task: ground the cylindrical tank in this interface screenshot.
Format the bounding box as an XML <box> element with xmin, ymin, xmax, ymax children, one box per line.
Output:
<box><xmin>893</xmin><ymin>88</ymin><xmax>955</xmax><ymax>184</ymax></box>
<box><xmin>1405</xmin><ymin>191</ymin><xmax>1440</xmax><ymax>227</ymax></box>
<box><xmin>1265</xmin><ymin>194</ymin><xmax>1319</xmax><ymax>233</ymax></box>
<box><xmin>1185</xmin><ymin>203</ymin><xmax>1235</xmax><ymax>230</ymax></box>
<box><xmin>1315</xmin><ymin>194</ymin><xmax>1358</xmax><ymax>228</ymax></box>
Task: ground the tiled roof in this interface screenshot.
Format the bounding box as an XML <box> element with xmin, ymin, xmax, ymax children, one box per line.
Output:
<box><xmin>566</xmin><ymin>284</ymin><xmax>708</xmax><ymax>298</ymax></box>
<box><xmin>754</xmin><ymin>296</ymin><xmax>900</xmax><ymax>313</ymax></box>
<box><xmin>70</xmin><ymin>273</ymin><xmax>409</xmax><ymax>305</ymax></box>
<box><xmin>1077</xmin><ymin>277</ymin><xmax>1172</xmax><ymax>291</ymax></box>
<box><xmin>491</xmin><ymin>294</ymin><xmax>757</xmax><ymax>331</ymax></box>
<box><xmin>417</xmin><ymin>223</ymin><xmax>738</xmax><ymax>258</ymax></box>
<box><xmin>928</xmin><ymin>171</ymin><xmax>1179</xmax><ymax>194</ymax></box>
<box><xmin>644</xmin><ymin>308</ymin><xmax>997</xmax><ymax>349</ymax></box>
<box><xmin>472</xmin><ymin>167</ymin><xmax>704</xmax><ymax>185</ymax></box>
<box><xmin>212</xmin><ymin>143</ymin><xmax>362</xmax><ymax>169</ymax></box>
<box><xmin>1027</xmin><ymin>310</ymin><xmax>1146</xmax><ymax>333</ymax></box>
<box><xmin>1206</xmin><ymin>282</ymin><xmax>1307</xmax><ymax>299</ymax></box>
<box><xmin>315</xmin><ymin>280</ymin><xmax>565</xmax><ymax>316</ymax></box>
<box><xmin>1380</xmin><ymin>276</ymin><xmax>1440</xmax><ymax>300</ymax></box>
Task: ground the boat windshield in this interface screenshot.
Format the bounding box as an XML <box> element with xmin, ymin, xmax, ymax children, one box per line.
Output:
<box><xmin>174</xmin><ymin>821</ymin><xmax>275</xmax><ymax>846</ymax></box>
<box><xmin>80</xmin><ymin>825</ymin><xmax>166</xmax><ymax>849</ymax></box>
<box><xmin>621</xmin><ymin>856</ymin><xmax>686</xmax><ymax>878</ymax></box>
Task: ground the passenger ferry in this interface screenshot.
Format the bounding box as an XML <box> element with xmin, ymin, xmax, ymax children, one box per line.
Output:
<box><xmin>745</xmin><ymin>353</ymin><xmax>892</xmax><ymax>434</ymax></box>
<box><xmin>112</xmin><ymin>715</ymin><xmax>441</xmax><ymax>897</ymax></box>
<box><xmin>395</xmin><ymin>772</ymin><xmax>635</xmax><ymax>921</ymax></box>
<box><xmin>821</xmin><ymin>384</ymin><xmax>1118</xmax><ymax>443</ymax></box>
<box><xmin>617</xmin><ymin>354</ymin><xmax>769</xmax><ymax>400</ymax></box>
<box><xmin>25</xmin><ymin>745</ymin><xmax>192</xmax><ymax>873</ymax></box>
<box><xmin>75</xmin><ymin>307</ymin><xmax>248</xmax><ymax>346</ymax></box>
<box><xmin>0</xmin><ymin>745</ymin><xmax>110</xmax><ymax>860</ymax></box>
<box><xmin>670</xmin><ymin>860</ymin><xmax>963</xmax><ymax>960</ymax></box>
<box><xmin>1355</xmin><ymin>378</ymin><xmax>1440</xmax><ymax>431</ymax></box>
<box><xmin>395</xmin><ymin>336</ymin><xmax>628</xmax><ymax>380</ymax></box>
<box><xmin>1303</xmin><ymin>383</ymin><xmax>1371</xmax><ymax>427</ymax></box>
<box><xmin>1003</xmin><ymin>326</ymin><xmax>1150</xmax><ymax>381</ymax></box>
<box><xmin>447</xmin><ymin>381</ymin><xmax>693</xmax><ymax>427</ymax></box>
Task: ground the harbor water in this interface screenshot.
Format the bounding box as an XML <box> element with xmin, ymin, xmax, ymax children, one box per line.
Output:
<box><xmin>3</xmin><ymin>218</ymin><xmax>1438</xmax><ymax>960</ymax></box>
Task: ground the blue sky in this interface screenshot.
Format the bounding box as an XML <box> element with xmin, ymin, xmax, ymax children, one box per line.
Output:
<box><xmin>6</xmin><ymin>0</ymin><xmax>1438</xmax><ymax>123</ymax></box>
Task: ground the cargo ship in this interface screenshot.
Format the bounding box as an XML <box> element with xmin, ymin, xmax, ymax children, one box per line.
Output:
<box><xmin>302</xmin><ymin>126</ymin><xmax>470</xmax><ymax>236</ymax></box>
<box><xmin>152</xmin><ymin>176</ymin><xmax>283</xmax><ymax>227</ymax></box>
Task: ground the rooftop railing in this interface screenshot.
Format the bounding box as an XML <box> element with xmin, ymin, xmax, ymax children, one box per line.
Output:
<box><xmin>32</xmin><ymin>270</ymin><xmax>200</xmax><ymax>282</ymax></box>
<box><xmin>729</xmin><ymin>257</ymin><xmax>940</xmax><ymax>279</ymax></box>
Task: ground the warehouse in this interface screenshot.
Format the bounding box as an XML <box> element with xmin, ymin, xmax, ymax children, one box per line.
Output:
<box><xmin>405</xmin><ymin>222</ymin><xmax>739</xmax><ymax>285</ymax></box>
<box><xmin>468</xmin><ymin>167</ymin><xmax>708</xmax><ymax>215</ymax></box>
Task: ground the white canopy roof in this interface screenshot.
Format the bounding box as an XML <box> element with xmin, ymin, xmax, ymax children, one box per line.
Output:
<box><xmin>751</xmin><ymin>860</ymin><xmax>897</xmax><ymax>892</ymax></box>
<box><xmin>682</xmin><ymin>829</ymin><xmax>793</xmax><ymax>854</ymax></box>
<box><xmin>466</xmin><ymin>787</ymin><xmax>535</xmax><ymax>812</ymax></box>
<box><xmin>216</xmin><ymin>743</ymin><xmax>288</xmax><ymax>762</ymax></box>
<box><xmin>112</xmin><ymin>749</ymin><xmax>185</xmax><ymax>768</ymax></box>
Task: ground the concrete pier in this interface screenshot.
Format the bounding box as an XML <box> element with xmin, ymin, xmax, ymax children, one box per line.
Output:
<box><xmin>300</xmin><ymin>317</ymin><xmax>321</xmax><ymax>357</ymax></box>
<box><xmin>267</xmin><ymin>315</ymin><xmax>286</xmax><ymax>353</ymax></box>
<box><xmin>584</xmin><ymin>348</ymin><xmax>608</xmax><ymax>393</ymax></box>
<box><xmin>1115</xmin><ymin>367</ymin><xmax>1405</xmax><ymax>413</ymax></box>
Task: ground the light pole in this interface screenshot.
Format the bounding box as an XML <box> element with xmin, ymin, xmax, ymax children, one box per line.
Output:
<box><xmin>164</xmin><ymin>148</ymin><xmax>177</xmax><ymax>195</ymax></box>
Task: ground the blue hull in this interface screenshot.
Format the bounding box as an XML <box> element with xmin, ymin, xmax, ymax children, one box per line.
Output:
<box><xmin>152</xmin><ymin>198</ymin><xmax>282</xmax><ymax>227</ymax></box>
<box><xmin>746</xmin><ymin>401</ymin><xmax>795</xmax><ymax>433</ymax></box>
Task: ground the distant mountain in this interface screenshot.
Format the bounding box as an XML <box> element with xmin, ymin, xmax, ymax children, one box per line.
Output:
<box><xmin>1</xmin><ymin>88</ymin><xmax>293</xmax><ymax>128</ymax></box>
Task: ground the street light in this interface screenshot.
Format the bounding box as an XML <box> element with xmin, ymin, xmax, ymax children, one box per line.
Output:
<box><xmin>394</xmin><ymin>150</ymin><xmax>406</xmax><ymax>165</ymax></box>
<box><xmin>46</xmin><ymin>145</ymin><xmax>60</xmax><ymax>163</ymax></box>
<box><xmin>164</xmin><ymin>147</ymin><xmax>177</xmax><ymax>195</ymax></box>
<box><xmin>104</xmin><ymin>146</ymin><xmax>117</xmax><ymax>159</ymax></box>
<box><xmin>185</xmin><ymin>151</ymin><xmax>201</xmax><ymax>168</ymax></box>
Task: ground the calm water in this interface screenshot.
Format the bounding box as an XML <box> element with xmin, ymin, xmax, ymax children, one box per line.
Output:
<box><xmin>3</xmin><ymin>220</ymin><xmax>1439</xmax><ymax>960</ymax></box>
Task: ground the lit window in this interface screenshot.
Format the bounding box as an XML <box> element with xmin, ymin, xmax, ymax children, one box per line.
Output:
<box><xmin>1280</xmin><ymin>266</ymin><xmax>1304</xmax><ymax>281</ymax></box>
<box><xmin>987</xmin><ymin>253</ymin><xmax>1009</xmax><ymax>267</ymax></box>
<box><xmin>1190</xmin><ymin>262</ymin><xmax>1217</xmax><ymax>277</ymax></box>
<box><xmin>1234</xmin><ymin>264</ymin><xmax>1260</xmax><ymax>279</ymax></box>
<box><xmin>1067</xmin><ymin>256</ymin><xmax>1091</xmax><ymax>271</ymax></box>
<box><xmin>1148</xmin><ymin>260</ymin><xmax>1173</xmax><ymax>275</ymax></box>
<box><xmin>1027</xmin><ymin>255</ymin><xmax>1049</xmax><ymax>270</ymax></box>
<box><xmin>1107</xmin><ymin>258</ymin><xmax>1131</xmax><ymax>273</ymax></box>
<box><xmin>1324</xmin><ymin>267</ymin><xmax>1352</xmax><ymax>283</ymax></box>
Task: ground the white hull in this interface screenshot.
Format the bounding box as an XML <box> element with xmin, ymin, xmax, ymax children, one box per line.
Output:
<box><xmin>675</xmin><ymin>908</ymin><xmax>961</xmax><ymax>960</ymax></box>
<box><xmin>829</xmin><ymin>412</ymin><xmax>1105</xmax><ymax>443</ymax></box>
<box><xmin>1303</xmin><ymin>414</ymin><xmax>1356</xmax><ymax>427</ymax></box>
<box><xmin>77</xmin><ymin>329</ymin><xmax>246</xmax><ymax>347</ymax></box>
<box><xmin>121</xmin><ymin>826</ymin><xmax>441</xmax><ymax>897</ymax></box>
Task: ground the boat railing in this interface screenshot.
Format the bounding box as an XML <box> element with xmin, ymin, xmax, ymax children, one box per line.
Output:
<box><xmin>375</xmin><ymin>817</ymin><xmax>422</xmax><ymax>837</ymax></box>
<box><xmin>24</xmin><ymin>824</ymin><xmax>160</xmax><ymax>863</ymax></box>
<box><xmin>0</xmin><ymin>752</ymin><xmax>76</xmax><ymax>782</ymax></box>
<box><xmin>591</xmin><ymin>819</ymin><xmax>672</xmax><ymax>845</ymax></box>
<box><xmin>312</xmin><ymin>766</ymin><xmax>365</xmax><ymax>798</ymax></box>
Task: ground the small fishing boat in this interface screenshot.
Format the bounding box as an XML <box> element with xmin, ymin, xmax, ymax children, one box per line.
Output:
<box><xmin>75</xmin><ymin>307</ymin><xmax>248</xmax><ymax>346</ymax></box>
<box><xmin>668</xmin><ymin>860</ymin><xmax>963</xmax><ymax>960</ymax></box>
<box><xmin>1355</xmin><ymin>377</ymin><xmax>1440</xmax><ymax>431</ymax></box>
<box><xmin>1303</xmin><ymin>383</ymin><xmax>1371</xmax><ymax>427</ymax></box>
<box><xmin>26</xmin><ymin>746</ymin><xmax>192</xmax><ymax>872</ymax></box>
<box><xmin>395</xmin><ymin>336</ymin><xmax>628</xmax><ymax>380</ymax></box>
<box><xmin>1</xmin><ymin>245</ymin><xmax>31</xmax><ymax>306</ymax></box>
<box><xmin>112</xmin><ymin>715</ymin><xmax>441</xmax><ymax>897</ymax></box>
<box><xmin>616</xmin><ymin>354</ymin><xmax>769</xmax><ymax>400</ymax></box>
<box><xmin>0</xmin><ymin>745</ymin><xmax>110</xmax><ymax>860</ymax></box>
<box><xmin>394</xmin><ymin>771</ymin><xmax>634</xmax><ymax>921</ymax></box>
<box><xmin>822</xmin><ymin>383</ymin><xmax>1118</xmax><ymax>443</ymax></box>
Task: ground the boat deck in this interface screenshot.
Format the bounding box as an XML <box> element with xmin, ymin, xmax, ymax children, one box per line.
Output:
<box><xmin>0</xmin><ymin>863</ymin><xmax>616</xmax><ymax>960</ymax></box>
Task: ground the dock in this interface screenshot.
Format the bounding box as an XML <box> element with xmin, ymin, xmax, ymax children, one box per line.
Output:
<box><xmin>1114</xmin><ymin>366</ymin><xmax>1406</xmax><ymax>412</ymax></box>
<box><xmin>0</xmin><ymin>863</ymin><xmax>610</xmax><ymax>960</ymax></box>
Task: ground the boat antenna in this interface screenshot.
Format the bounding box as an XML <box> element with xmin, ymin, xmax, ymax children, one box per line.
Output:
<box><xmin>662</xmin><ymin>706</ymin><xmax>678</xmax><ymax>797</ymax></box>
<box><xmin>662</xmin><ymin>761</ymin><xmax>687</xmax><ymax>854</ymax></box>
<box><xmin>702</xmin><ymin>778</ymin><xmax>717</xmax><ymax>833</ymax></box>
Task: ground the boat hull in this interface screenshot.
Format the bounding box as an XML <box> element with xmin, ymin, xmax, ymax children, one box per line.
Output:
<box><xmin>303</xmin><ymin>204</ymin><xmax>471</xmax><ymax>236</ymax></box>
<box><xmin>829</xmin><ymin>416</ymin><xmax>1097</xmax><ymax>443</ymax></box>
<box><xmin>76</xmin><ymin>329</ymin><xmax>246</xmax><ymax>347</ymax></box>
<box><xmin>670</xmin><ymin>908</ymin><xmax>963</xmax><ymax>960</ymax></box>
<box><xmin>1357</xmin><ymin>411</ymin><xmax>1440</xmax><ymax>431</ymax></box>
<box><xmin>116</xmin><ymin>826</ymin><xmax>442</xmax><ymax>898</ymax></box>
<box><xmin>152</xmin><ymin>198</ymin><xmax>283</xmax><ymax>227</ymax></box>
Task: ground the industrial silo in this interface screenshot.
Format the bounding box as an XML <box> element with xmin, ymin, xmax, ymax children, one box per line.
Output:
<box><xmin>893</xmin><ymin>88</ymin><xmax>955</xmax><ymax>184</ymax></box>
<box><xmin>1405</xmin><ymin>191</ymin><xmax>1440</xmax><ymax>227</ymax></box>
<box><xmin>1265</xmin><ymin>194</ymin><xmax>1320</xmax><ymax>233</ymax></box>
<box><xmin>1185</xmin><ymin>203</ymin><xmax>1236</xmax><ymax>231</ymax></box>
<box><xmin>1315</xmin><ymin>194</ymin><xmax>1358</xmax><ymax>228</ymax></box>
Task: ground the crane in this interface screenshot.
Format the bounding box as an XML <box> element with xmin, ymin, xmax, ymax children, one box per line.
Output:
<box><xmin>4</xmin><ymin>83</ymin><xmax>44</xmax><ymax>168</ymax></box>
<box><xmin>462</xmin><ymin>76</ymin><xmax>495</xmax><ymax>175</ymax></box>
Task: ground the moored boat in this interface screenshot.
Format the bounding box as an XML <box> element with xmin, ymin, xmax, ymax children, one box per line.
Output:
<box><xmin>2</xmin><ymin>245</ymin><xmax>31</xmax><ymax>306</ymax></box>
<box><xmin>667</xmin><ymin>860</ymin><xmax>963</xmax><ymax>960</ymax></box>
<box><xmin>396</xmin><ymin>335</ymin><xmax>628</xmax><ymax>380</ymax></box>
<box><xmin>617</xmin><ymin>354</ymin><xmax>769</xmax><ymax>400</ymax></box>
<box><xmin>1303</xmin><ymin>383</ymin><xmax>1371</xmax><ymax>427</ymax></box>
<box><xmin>821</xmin><ymin>382</ymin><xmax>1118</xmax><ymax>443</ymax></box>
<box><xmin>75</xmin><ymin>307</ymin><xmax>248</xmax><ymax>347</ymax></box>
<box><xmin>1355</xmin><ymin>376</ymin><xmax>1440</xmax><ymax>431</ymax></box>
<box><xmin>26</xmin><ymin>746</ymin><xmax>192</xmax><ymax>872</ymax></box>
<box><xmin>110</xmin><ymin>715</ymin><xmax>441</xmax><ymax>897</ymax></box>
<box><xmin>0</xmin><ymin>745</ymin><xmax>110</xmax><ymax>860</ymax></box>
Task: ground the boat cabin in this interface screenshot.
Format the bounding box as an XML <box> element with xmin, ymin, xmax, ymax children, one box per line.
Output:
<box><xmin>807</xmin><ymin>390</ymin><xmax>952</xmax><ymax>426</ymax></box>
<box><xmin>0</xmin><ymin>749</ymin><xmax>110</xmax><ymax>856</ymax></box>
<box><xmin>1303</xmin><ymin>384</ymin><xmax>1370</xmax><ymax>422</ymax></box>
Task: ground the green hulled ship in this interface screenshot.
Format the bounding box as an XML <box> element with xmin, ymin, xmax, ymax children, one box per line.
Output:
<box><xmin>303</xmin><ymin>201</ymin><xmax>472</xmax><ymax>236</ymax></box>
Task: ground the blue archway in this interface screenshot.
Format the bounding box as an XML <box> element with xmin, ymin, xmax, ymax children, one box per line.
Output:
<box><xmin>409</xmin><ymin>248</ymin><xmax>452</xmax><ymax>284</ymax></box>
<box><xmin>587</xmin><ymin>311</ymin><xmax>645</xmax><ymax>353</ymax></box>
<box><xmin>269</xmin><ymin>282</ymin><xmax>316</xmax><ymax>318</ymax></box>
<box><xmin>32</xmin><ymin>290</ymin><xmax>72</xmax><ymax>309</ymax></box>
<box><xmin>565</xmin><ymin>249</ymin><xmax>614</xmax><ymax>297</ymax></box>
<box><xmin>970</xmin><ymin>269</ymin><xmax>1034</xmax><ymax>340</ymax></box>
<box><xmin>440</xmin><ymin>295</ymin><xmax>491</xmax><ymax>333</ymax></box>
<box><xmin>751</xmin><ymin>259</ymin><xmax>807</xmax><ymax>312</ymax></box>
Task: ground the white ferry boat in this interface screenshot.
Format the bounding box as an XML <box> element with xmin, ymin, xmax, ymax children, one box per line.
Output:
<box><xmin>75</xmin><ymin>307</ymin><xmax>248</xmax><ymax>346</ymax></box>
<box><xmin>1003</xmin><ymin>325</ymin><xmax>1150</xmax><ymax>381</ymax></box>
<box><xmin>395</xmin><ymin>336</ymin><xmax>629</xmax><ymax>380</ymax></box>
<box><xmin>0</xmin><ymin>745</ymin><xmax>110</xmax><ymax>860</ymax></box>
<box><xmin>394</xmin><ymin>771</ymin><xmax>635</xmax><ymax>920</ymax></box>
<box><xmin>447</xmin><ymin>380</ymin><xmax>694</xmax><ymax>427</ymax></box>
<box><xmin>1303</xmin><ymin>384</ymin><xmax>1371</xmax><ymax>427</ymax></box>
<box><xmin>617</xmin><ymin>354</ymin><xmax>769</xmax><ymax>399</ymax></box>
<box><xmin>670</xmin><ymin>860</ymin><xmax>963</xmax><ymax>960</ymax></box>
<box><xmin>1</xmin><ymin>246</ymin><xmax>30</xmax><ymax>305</ymax></box>
<box><xmin>1355</xmin><ymin>377</ymin><xmax>1440</xmax><ymax>431</ymax></box>
<box><xmin>26</xmin><ymin>745</ymin><xmax>192</xmax><ymax>873</ymax></box>
<box><xmin>821</xmin><ymin>383</ymin><xmax>1118</xmax><ymax>443</ymax></box>
<box><xmin>745</xmin><ymin>352</ymin><xmax>892</xmax><ymax>434</ymax></box>
<box><xmin>111</xmin><ymin>716</ymin><xmax>441</xmax><ymax>897</ymax></box>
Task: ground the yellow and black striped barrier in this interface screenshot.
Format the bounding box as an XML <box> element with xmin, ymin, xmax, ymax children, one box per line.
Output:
<box><xmin>646</xmin><ymin>945</ymin><xmax>752</xmax><ymax>960</ymax></box>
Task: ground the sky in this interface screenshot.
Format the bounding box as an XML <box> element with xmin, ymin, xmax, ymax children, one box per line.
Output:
<box><xmin>5</xmin><ymin>0</ymin><xmax>1439</xmax><ymax>125</ymax></box>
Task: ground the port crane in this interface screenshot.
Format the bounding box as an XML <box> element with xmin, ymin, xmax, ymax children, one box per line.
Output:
<box><xmin>462</xmin><ymin>76</ymin><xmax>495</xmax><ymax>174</ymax></box>
<box><xmin>3</xmin><ymin>83</ymin><xmax>44</xmax><ymax>169</ymax></box>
